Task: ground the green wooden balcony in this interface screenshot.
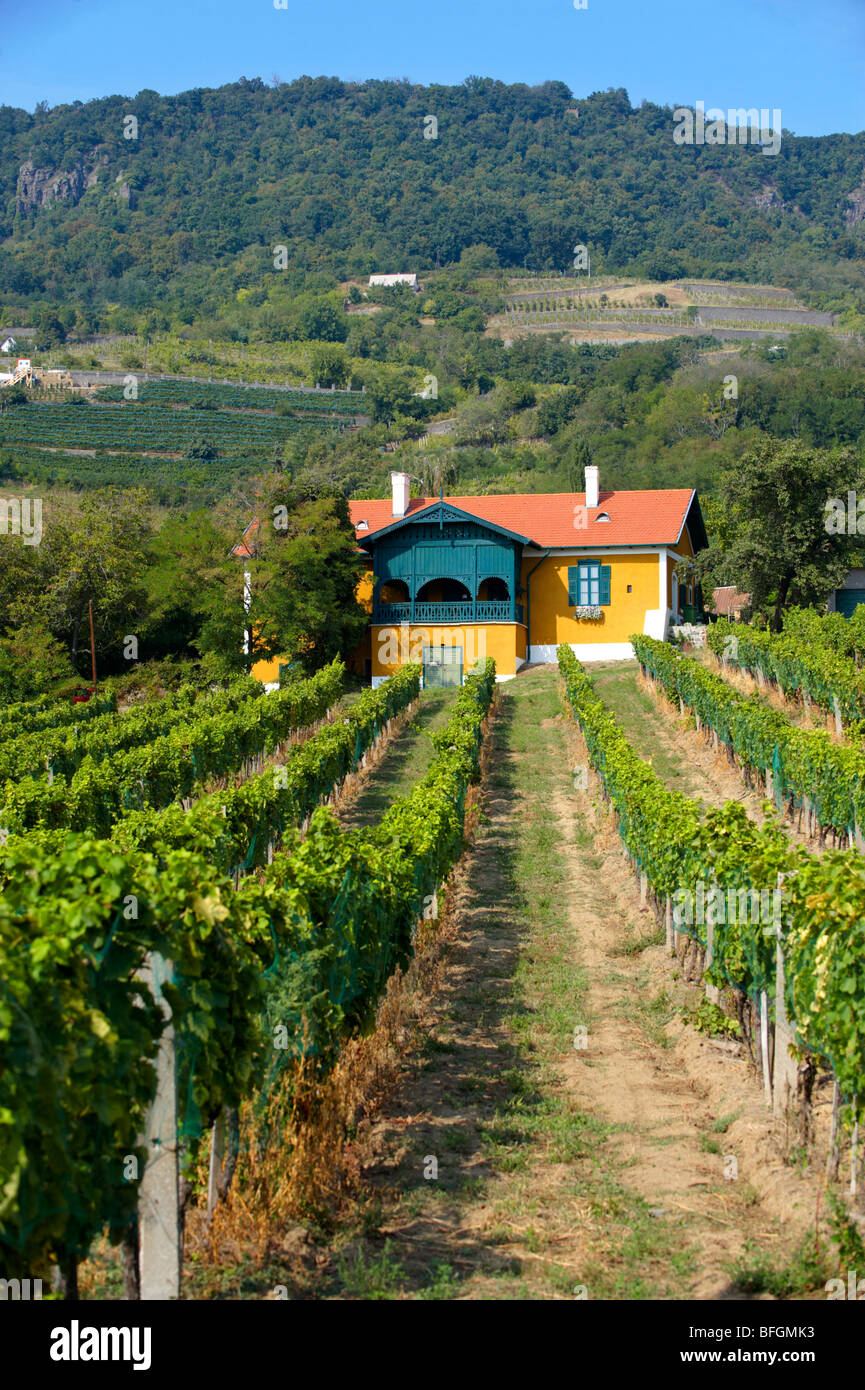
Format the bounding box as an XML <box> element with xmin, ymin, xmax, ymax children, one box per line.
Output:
<box><xmin>372</xmin><ymin>600</ymin><xmax>524</xmax><ymax>625</ymax></box>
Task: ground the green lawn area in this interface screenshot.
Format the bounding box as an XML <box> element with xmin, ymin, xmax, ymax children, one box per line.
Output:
<box><xmin>338</xmin><ymin>688</ymin><xmax>457</xmax><ymax>829</ymax></box>
<box><xmin>585</xmin><ymin>659</ymin><xmax>709</xmax><ymax>800</ymax></box>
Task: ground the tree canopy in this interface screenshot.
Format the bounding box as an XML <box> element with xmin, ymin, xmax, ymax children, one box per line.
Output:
<box><xmin>688</xmin><ymin>439</ymin><xmax>865</xmax><ymax>629</ymax></box>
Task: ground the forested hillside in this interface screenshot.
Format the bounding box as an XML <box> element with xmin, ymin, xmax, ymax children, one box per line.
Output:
<box><xmin>1</xmin><ymin>77</ymin><xmax>864</xmax><ymax>327</ymax></box>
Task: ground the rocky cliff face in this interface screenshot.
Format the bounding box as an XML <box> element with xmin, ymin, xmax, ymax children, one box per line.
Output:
<box><xmin>16</xmin><ymin>152</ymin><xmax>107</xmax><ymax>214</ymax></box>
<box><xmin>752</xmin><ymin>184</ymin><xmax>780</xmax><ymax>210</ymax></box>
<box><xmin>845</xmin><ymin>168</ymin><xmax>865</xmax><ymax>228</ymax></box>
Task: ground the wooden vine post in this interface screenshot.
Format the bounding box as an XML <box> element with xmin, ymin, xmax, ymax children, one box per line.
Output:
<box><xmin>759</xmin><ymin>988</ymin><xmax>772</xmax><ymax>1107</ymax></box>
<box><xmin>137</xmin><ymin>952</ymin><xmax>181</xmax><ymax>1300</ymax></box>
<box><xmin>207</xmin><ymin>1111</ymin><xmax>226</xmax><ymax>1221</ymax></box>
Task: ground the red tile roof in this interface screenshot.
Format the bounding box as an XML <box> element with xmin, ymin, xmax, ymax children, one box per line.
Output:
<box><xmin>712</xmin><ymin>586</ymin><xmax>751</xmax><ymax>616</ymax></box>
<box><xmin>349</xmin><ymin>489</ymin><xmax>697</xmax><ymax>549</ymax></box>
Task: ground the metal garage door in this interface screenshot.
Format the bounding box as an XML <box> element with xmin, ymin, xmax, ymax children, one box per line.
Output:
<box><xmin>837</xmin><ymin>589</ymin><xmax>865</xmax><ymax>619</ymax></box>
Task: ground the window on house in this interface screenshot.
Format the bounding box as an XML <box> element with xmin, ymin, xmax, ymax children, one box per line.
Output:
<box><xmin>568</xmin><ymin>562</ymin><xmax>611</xmax><ymax>606</ymax></box>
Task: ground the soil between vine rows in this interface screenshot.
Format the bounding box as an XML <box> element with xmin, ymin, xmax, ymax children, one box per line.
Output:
<box><xmin>266</xmin><ymin>664</ymin><xmax>832</xmax><ymax>1301</ymax></box>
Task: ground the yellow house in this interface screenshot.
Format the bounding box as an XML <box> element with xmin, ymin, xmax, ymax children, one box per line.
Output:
<box><xmin>240</xmin><ymin>467</ymin><xmax>707</xmax><ymax>687</ymax></box>
<box><xmin>349</xmin><ymin>467</ymin><xmax>707</xmax><ymax>686</ymax></box>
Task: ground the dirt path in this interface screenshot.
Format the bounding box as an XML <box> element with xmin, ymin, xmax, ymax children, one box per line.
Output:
<box><xmin>282</xmin><ymin>666</ymin><xmax>833</xmax><ymax>1301</ymax></box>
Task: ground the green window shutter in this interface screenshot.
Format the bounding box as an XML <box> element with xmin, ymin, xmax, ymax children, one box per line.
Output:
<box><xmin>567</xmin><ymin>566</ymin><xmax>579</xmax><ymax>606</ymax></box>
<box><xmin>599</xmin><ymin>566</ymin><xmax>611</xmax><ymax>606</ymax></box>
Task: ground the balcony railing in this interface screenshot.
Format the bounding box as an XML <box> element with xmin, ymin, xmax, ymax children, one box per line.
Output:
<box><xmin>372</xmin><ymin>601</ymin><xmax>524</xmax><ymax>625</ymax></box>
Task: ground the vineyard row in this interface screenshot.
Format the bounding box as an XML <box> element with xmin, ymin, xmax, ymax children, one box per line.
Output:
<box><xmin>634</xmin><ymin>635</ymin><xmax>865</xmax><ymax>843</ymax></box>
<box><xmin>558</xmin><ymin>644</ymin><xmax>865</xmax><ymax>1117</ymax></box>
<box><xmin>707</xmin><ymin>614</ymin><xmax>865</xmax><ymax>724</ymax></box>
<box><xmin>0</xmin><ymin>661</ymin><xmax>345</xmax><ymax>836</ymax></box>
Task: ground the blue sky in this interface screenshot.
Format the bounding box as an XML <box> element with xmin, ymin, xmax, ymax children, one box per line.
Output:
<box><xmin>1</xmin><ymin>0</ymin><xmax>862</xmax><ymax>135</ymax></box>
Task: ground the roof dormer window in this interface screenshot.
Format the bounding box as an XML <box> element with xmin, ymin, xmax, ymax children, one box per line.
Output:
<box><xmin>357</xmin><ymin>520</ymin><xmax>369</xmax><ymax>531</ymax></box>
<box><xmin>595</xmin><ymin>511</ymin><xmax>611</xmax><ymax>523</ymax></box>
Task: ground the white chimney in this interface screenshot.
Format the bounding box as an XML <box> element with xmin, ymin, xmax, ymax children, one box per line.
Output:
<box><xmin>585</xmin><ymin>464</ymin><xmax>599</xmax><ymax>510</ymax></box>
<box><xmin>391</xmin><ymin>471</ymin><xmax>411</xmax><ymax>518</ymax></box>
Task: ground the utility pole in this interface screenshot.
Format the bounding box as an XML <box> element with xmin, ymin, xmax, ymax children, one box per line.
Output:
<box><xmin>88</xmin><ymin>599</ymin><xmax>97</xmax><ymax>689</ymax></box>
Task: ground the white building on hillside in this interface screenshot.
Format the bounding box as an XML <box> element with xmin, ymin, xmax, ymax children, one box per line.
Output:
<box><xmin>1</xmin><ymin>337</ymin><xmax>16</xmax><ymax>354</ymax></box>
<box><xmin>369</xmin><ymin>273</ymin><xmax>419</xmax><ymax>291</ymax></box>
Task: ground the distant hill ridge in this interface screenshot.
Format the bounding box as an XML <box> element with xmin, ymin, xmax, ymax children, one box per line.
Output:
<box><xmin>0</xmin><ymin>77</ymin><xmax>863</xmax><ymax>315</ymax></box>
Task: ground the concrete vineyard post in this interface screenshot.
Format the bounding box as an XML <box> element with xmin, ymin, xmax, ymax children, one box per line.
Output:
<box><xmin>772</xmin><ymin>936</ymin><xmax>798</xmax><ymax>1120</ymax></box>
<box><xmin>704</xmin><ymin>897</ymin><xmax>720</xmax><ymax>1005</ymax></box>
<box><xmin>138</xmin><ymin>952</ymin><xmax>181</xmax><ymax>1301</ymax></box>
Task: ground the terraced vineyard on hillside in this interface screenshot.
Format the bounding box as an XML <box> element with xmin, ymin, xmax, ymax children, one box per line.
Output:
<box><xmin>493</xmin><ymin>276</ymin><xmax>843</xmax><ymax>343</ymax></box>
<box><xmin>0</xmin><ymin>378</ymin><xmax>366</xmax><ymax>501</ymax></box>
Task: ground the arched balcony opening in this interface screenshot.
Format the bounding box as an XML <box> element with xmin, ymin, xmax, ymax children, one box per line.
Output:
<box><xmin>379</xmin><ymin>578</ymin><xmax>410</xmax><ymax>604</ymax></box>
<box><xmin>417</xmin><ymin>578</ymin><xmax>472</xmax><ymax>604</ymax></box>
<box><xmin>477</xmin><ymin>576</ymin><xmax>510</xmax><ymax>603</ymax></box>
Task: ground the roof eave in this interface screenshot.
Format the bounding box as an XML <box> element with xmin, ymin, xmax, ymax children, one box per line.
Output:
<box><xmin>358</xmin><ymin>500</ymin><xmax>536</xmax><ymax>549</ymax></box>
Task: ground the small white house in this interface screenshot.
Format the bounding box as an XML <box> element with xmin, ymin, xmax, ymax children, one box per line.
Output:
<box><xmin>1</xmin><ymin>337</ymin><xmax>16</xmax><ymax>355</ymax></box>
<box><xmin>368</xmin><ymin>273</ymin><xmax>419</xmax><ymax>291</ymax></box>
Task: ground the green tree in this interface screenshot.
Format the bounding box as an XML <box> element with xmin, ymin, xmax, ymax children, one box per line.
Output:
<box><xmin>309</xmin><ymin>344</ymin><xmax>349</xmax><ymax>388</ymax></box>
<box><xmin>359</xmin><ymin>365</ymin><xmax>419</xmax><ymax>425</ymax></box>
<box><xmin>0</xmin><ymin>383</ymin><xmax>28</xmax><ymax>409</ymax></box>
<box><xmin>186</xmin><ymin>437</ymin><xmax>218</xmax><ymax>461</ymax></box>
<box><xmin>689</xmin><ymin>439</ymin><xmax>865</xmax><ymax>630</ymax></box>
<box><xmin>562</xmin><ymin>434</ymin><xmax>594</xmax><ymax>493</ymax></box>
<box><xmin>6</xmin><ymin>489</ymin><xmax>153</xmax><ymax>671</ymax></box>
<box><xmin>34</xmin><ymin>308</ymin><xmax>67</xmax><ymax>351</ymax></box>
<box><xmin>251</xmin><ymin>482</ymin><xmax>367</xmax><ymax>672</ymax></box>
<box><xmin>298</xmin><ymin>299</ymin><xmax>349</xmax><ymax>343</ymax></box>
<box><xmin>417</xmin><ymin>451</ymin><xmax>458</xmax><ymax>496</ymax></box>
<box><xmin>0</xmin><ymin>622</ymin><xmax>76</xmax><ymax>702</ymax></box>
<box><xmin>141</xmin><ymin>511</ymin><xmax>243</xmax><ymax>673</ymax></box>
